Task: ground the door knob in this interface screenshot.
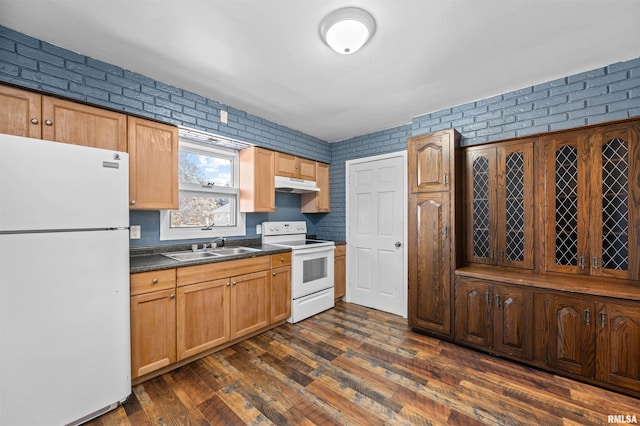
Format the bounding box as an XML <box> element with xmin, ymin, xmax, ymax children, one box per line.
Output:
<box><xmin>395</xmin><ymin>241</ymin><xmax>402</xmax><ymax>248</ymax></box>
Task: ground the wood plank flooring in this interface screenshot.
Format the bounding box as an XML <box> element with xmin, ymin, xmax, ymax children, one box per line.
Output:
<box><xmin>88</xmin><ymin>302</ymin><xmax>640</xmax><ymax>425</ymax></box>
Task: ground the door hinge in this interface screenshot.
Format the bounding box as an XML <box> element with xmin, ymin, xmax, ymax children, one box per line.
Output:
<box><xmin>443</xmin><ymin>174</ymin><xmax>448</xmax><ymax>185</ymax></box>
<box><xmin>599</xmin><ymin>311</ymin><xmax>607</xmax><ymax>328</ymax></box>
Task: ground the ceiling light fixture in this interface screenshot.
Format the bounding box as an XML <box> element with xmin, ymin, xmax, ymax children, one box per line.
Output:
<box><xmin>319</xmin><ymin>7</ymin><xmax>376</xmax><ymax>55</ymax></box>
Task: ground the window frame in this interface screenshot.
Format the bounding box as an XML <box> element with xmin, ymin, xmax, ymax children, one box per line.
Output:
<box><xmin>159</xmin><ymin>139</ymin><xmax>246</xmax><ymax>241</ymax></box>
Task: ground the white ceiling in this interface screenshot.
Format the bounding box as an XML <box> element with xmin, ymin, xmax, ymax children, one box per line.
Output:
<box><xmin>2</xmin><ymin>0</ymin><xmax>639</xmax><ymax>142</ymax></box>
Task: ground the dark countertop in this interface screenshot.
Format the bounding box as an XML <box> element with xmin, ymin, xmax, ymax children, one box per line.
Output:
<box><xmin>130</xmin><ymin>243</ymin><xmax>291</xmax><ymax>274</ymax></box>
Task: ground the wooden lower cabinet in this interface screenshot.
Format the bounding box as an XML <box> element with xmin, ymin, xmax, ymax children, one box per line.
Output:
<box><xmin>542</xmin><ymin>293</ymin><xmax>595</xmax><ymax>377</ymax></box>
<box><xmin>596</xmin><ymin>300</ymin><xmax>640</xmax><ymax>391</ymax></box>
<box><xmin>271</xmin><ymin>266</ymin><xmax>292</xmax><ymax>323</ymax></box>
<box><xmin>177</xmin><ymin>278</ymin><xmax>230</xmax><ymax>361</ymax></box>
<box><xmin>334</xmin><ymin>244</ymin><xmax>346</xmax><ymax>301</ymax></box>
<box><xmin>130</xmin><ymin>289</ymin><xmax>176</xmax><ymax>379</ymax></box>
<box><xmin>455</xmin><ymin>277</ymin><xmax>533</xmax><ymax>360</ymax></box>
<box><xmin>231</xmin><ymin>271</ymin><xmax>270</xmax><ymax>339</ymax></box>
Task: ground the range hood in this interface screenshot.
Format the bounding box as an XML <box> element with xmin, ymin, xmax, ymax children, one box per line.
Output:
<box><xmin>274</xmin><ymin>175</ymin><xmax>320</xmax><ymax>194</ymax></box>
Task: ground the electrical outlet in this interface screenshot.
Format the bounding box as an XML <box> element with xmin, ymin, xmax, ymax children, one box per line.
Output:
<box><xmin>130</xmin><ymin>225</ymin><xmax>141</xmax><ymax>239</ymax></box>
<box><xmin>256</xmin><ymin>224</ymin><xmax>262</xmax><ymax>235</ymax></box>
<box><xmin>220</xmin><ymin>110</ymin><xmax>228</xmax><ymax>124</ymax></box>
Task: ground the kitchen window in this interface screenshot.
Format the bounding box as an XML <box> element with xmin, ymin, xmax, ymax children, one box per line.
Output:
<box><xmin>160</xmin><ymin>139</ymin><xmax>245</xmax><ymax>240</ymax></box>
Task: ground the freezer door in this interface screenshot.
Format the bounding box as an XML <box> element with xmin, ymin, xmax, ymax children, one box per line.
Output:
<box><xmin>0</xmin><ymin>230</ymin><xmax>131</xmax><ymax>426</ymax></box>
<box><xmin>0</xmin><ymin>134</ymin><xmax>129</xmax><ymax>231</ymax></box>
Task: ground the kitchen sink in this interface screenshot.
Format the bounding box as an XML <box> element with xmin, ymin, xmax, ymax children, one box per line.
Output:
<box><xmin>161</xmin><ymin>251</ymin><xmax>222</xmax><ymax>261</ymax></box>
<box><xmin>162</xmin><ymin>246</ymin><xmax>261</xmax><ymax>262</ymax></box>
<box><xmin>207</xmin><ymin>247</ymin><xmax>261</xmax><ymax>256</ymax></box>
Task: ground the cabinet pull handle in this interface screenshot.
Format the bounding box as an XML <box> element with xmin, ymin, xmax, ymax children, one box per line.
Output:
<box><xmin>599</xmin><ymin>311</ymin><xmax>606</xmax><ymax>327</ymax></box>
<box><xmin>584</xmin><ymin>308</ymin><xmax>591</xmax><ymax>325</ymax></box>
<box><xmin>443</xmin><ymin>174</ymin><xmax>448</xmax><ymax>185</ymax></box>
<box><xmin>579</xmin><ymin>255</ymin><xmax>586</xmax><ymax>270</ymax></box>
<box><xmin>485</xmin><ymin>291</ymin><xmax>491</xmax><ymax>305</ymax></box>
<box><xmin>443</xmin><ymin>226</ymin><xmax>448</xmax><ymax>238</ymax></box>
<box><xmin>169</xmin><ymin>294</ymin><xmax>175</xmax><ymax>299</ymax></box>
<box><xmin>592</xmin><ymin>257</ymin><xmax>599</xmax><ymax>270</ymax></box>
<box><xmin>31</xmin><ymin>118</ymin><xmax>39</xmax><ymax>125</ymax></box>
<box><xmin>152</xmin><ymin>278</ymin><xmax>158</xmax><ymax>284</ymax></box>
<box><xmin>44</xmin><ymin>119</ymin><xmax>53</xmax><ymax>126</ymax></box>
<box><xmin>495</xmin><ymin>294</ymin><xmax>501</xmax><ymax>308</ymax></box>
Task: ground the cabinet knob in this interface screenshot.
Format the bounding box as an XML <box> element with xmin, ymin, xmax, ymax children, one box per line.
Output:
<box><xmin>226</xmin><ymin>282</ymin><xmax>230</xmax><ymax>287</ymax></box>
<box><xmin>232</xmin><ymin>281</ymin><xmax>237</xmax><ymax>286</ymax></box>
<box><xmin>31</xmin><ymin>118</ymin><xmax>39</xmax><ymax>125</ymax></box>
<box><xmin>130</xmin><ymin>200</ymin><xmax>136</xmax><ymax>205</ymax></box>
<box><xmin>272</xmin><ymin>272</ymin><xmax>277</xmax><ymax>276</ymax></box>
<box><xmin>152</xmin><ymin>278</ymin><xmax>158</xmax><ymax>284</ymax></box>
<box><xmin>280</xmin><ymin>257</ymin><xmax>284</xmax><ymax>262</ymax></box>
<box><xmin>169</xmin><ymin>293</ymin><xmax>175</xmax><ymax>299</ymax></box>
<box><xmin>44</xmin><ymin>119</ymin><xmax>53</xmax><ymax>126</ymax></box>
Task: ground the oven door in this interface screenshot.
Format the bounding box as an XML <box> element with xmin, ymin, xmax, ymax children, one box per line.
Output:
<box><xmin>291</xmin><ymin>245</ymin><xmax>335</xmax><ymax>299</ymax></box>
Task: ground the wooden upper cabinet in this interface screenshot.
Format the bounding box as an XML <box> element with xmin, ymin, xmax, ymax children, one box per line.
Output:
<box><xmin>42</xmin><ymin>96</ymin><xmax>127</xmax><ymax>151</ymax></box>
<box><xmin>128</xmin><ymin>116</ymin><xmax>178</xmax><ymax>210</ymax></box>
<box><xmin>239</xmin><ymin>146</ymin><xmax>275</xmax><ymax>212</ymax></box>
<box><xmin>301</xmin><ymin>162</ymin><xmax>330</xmax><ymax>213</ymax></box>
<box><xmin>275</xmin><ymin>152</ymin><xmax>316</xmax><ymax>180</ymax></box>
<box><xmin>408</xmin><ymin>129</ymin><xmax>460</xmax><ymax>193</ymax></box>
<box><xmin>0</xmin><ymin>85</ymin><xmax>42</xmax><ymax>138</ymax></box>
<box><xmin>543</xmin><ymin>122</ymin><xmax>639</xmax><ymax>279</ymax></box>
<box><xmin>464</xmin><ymin>140</ymin><xmax>534</xmax><ymax>269</ymax></box>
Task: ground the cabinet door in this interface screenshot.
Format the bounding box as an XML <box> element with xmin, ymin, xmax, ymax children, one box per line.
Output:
<box><xmin>408</xmin><ymin>129</ymin><xmax>455</xmax><ymax>193</ymax></box>
<box><xmin>596</xmin><ymin>301</ymin><xmax>640</xmax><ymax>391</ymax></box>
<box><xmin>42</xmin><ymin>96</ymin><xmax>127</xmax><ymax>151</ymax></box>
<box><xmin>270</xmin><ymin>266</ymin><xmax>291</xmax><ymax>323</ymax></box>
<box><xmin>0</xmin><ymin>85</ymin><xmax>41</xmax><ymax>138</ymax></box>
<box><xmin>455</xmin><ymin>277</ymin><xmax>491</xmax><ymax>347</ymax></box>
<box><xmin>589</xmin><ymin>122</ymin><xmax>640</xmax><ymax>280</ymax></box>
<box><xmin>231</xmin><ymin>270</ymin><xmax>270</xmax><ymax>339</ymax></box>
<box><xmin>239</xmin><ymin>146</ymin><xmax>275</xmax><ymax>212</ymax></box>
<box><xmin>544</xmin><ymin>131</ymin><xmax>590</xmax><ymax>275</ymax></box>
<box><xmin>130</xmin><ymin>289</ymin><xmax>176</xmax><ymax>379</ymax></box>
<box><xmin>128</xmin><ymin>116</ymin><xmax>179</xmax><ymax>209</ymax></box>
<box><xmin>543</xmin><ymin>294</ymin><xmax>595</xmax><ymax>377</ymax></box>
<box><xmin>409</xmin><ymin>193</ymin><xmax>451</xmax><ymax>336</ymax></box>
<box><xmin>493</xmin><ymin>285</ymin><xmax>533</xmax><ymax>360</ymax></box>
<box><xmin>496</xmin><ymin>142</ymin><xmax>534</xmax><ymax>269</ymax></box>
<box><xmin>465</xmin><ymin>147</ymin><xmax>497</xmax><ymax>264</ymax></box>
<box><xmin>177</xmin><ymin>279</ymin><xmax>230</xmax><ymax>361</ymax></box>
<box><xmin>301</xmin><ymin>162</ymin><xmax>330</xmax><ymax>213</ymax></box>
<box><xmin>274</xmin><ymin>152</ymin><xmax>299</xmax><ymax>178</ymax></box>
<box><xmin>298</xmin><ymin>157</ymin><xmax>317</xmax><ymax>181</ymax></box>
<box><xmin>334</xmin><ymin>253</ymin><xmax>346</xmax><ymax>301</ymax></box>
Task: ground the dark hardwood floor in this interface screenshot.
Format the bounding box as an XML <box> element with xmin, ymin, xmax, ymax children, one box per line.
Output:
<box><xmin>88</xmin><ymin>302</ymin><xmax>639</xmax><ymax>425</ymax></box>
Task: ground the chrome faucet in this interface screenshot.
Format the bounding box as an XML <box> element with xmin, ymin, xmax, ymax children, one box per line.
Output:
<box><xmin>211</xmin><ymin>237</ymin><xmax>226</xmax><ymax>248</ymax></box>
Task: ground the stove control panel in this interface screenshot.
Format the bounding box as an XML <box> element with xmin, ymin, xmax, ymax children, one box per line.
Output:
<box><xmin>262</xmin><ymin>221</ymin><xmax>307</xmax><ymax>236</ymax></box>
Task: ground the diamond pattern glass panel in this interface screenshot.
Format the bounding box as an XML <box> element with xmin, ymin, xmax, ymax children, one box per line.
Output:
<box><xmin>555</xmin><ymin>145</ymin><xmax>578</xmax><ymax>266</ymax></box>
<box><xmin>602</xmin><ymin>138</ymin><xmax>629</xmax><ymax>271</ymax></box>
<box><xmin>472</xmin><ymin>156</ymin><xmax>490</xmax><ymax>258</ymax></box>
<box><xmin>505</xmin><ymin>152</ymin><xmax>525</xmax><ymax>262</ymax></box>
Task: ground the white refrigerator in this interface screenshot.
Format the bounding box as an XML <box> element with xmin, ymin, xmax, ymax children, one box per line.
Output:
<box><xmin>0</xmin><ymin>134</ymin><xmax>131</xmax><ymax>425</ymax></box>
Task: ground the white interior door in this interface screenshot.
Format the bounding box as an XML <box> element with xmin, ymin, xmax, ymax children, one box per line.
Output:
<box><xmin>346</xmin><ymin>152</ymin><xmax>407</xmax><ymax>317</ymax></box>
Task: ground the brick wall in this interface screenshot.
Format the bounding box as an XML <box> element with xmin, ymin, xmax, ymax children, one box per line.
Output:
<box><xmin>320</xmin><ymin>57</ymin><xmax>640</xmax><ymax>241</ymax></box>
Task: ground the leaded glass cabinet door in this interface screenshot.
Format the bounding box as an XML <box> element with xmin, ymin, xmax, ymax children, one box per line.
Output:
<box><xmin>497</xmin><ymin>141</ymin><xmax>534</xmax><ymax>269</ymax></box>
<box><xmin>544</xmin><ymin>132</ymin><xmax>590</xmax><ymax>275</ymax></box>
<box><xmin>465</xmin><ymin>148</ymin><xmax>497</xmax><ymax>264</ymax></box>
<box><xmin>589</xmin><ymin>123</ymin><xmax>640</xmax><ymax>280</ymax></box>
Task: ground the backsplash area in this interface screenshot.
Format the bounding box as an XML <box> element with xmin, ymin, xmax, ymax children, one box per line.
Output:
<box><xmin>129</xmin><ymin>192</ymin><xmax>322</xmax><ymax>247</ymax></box>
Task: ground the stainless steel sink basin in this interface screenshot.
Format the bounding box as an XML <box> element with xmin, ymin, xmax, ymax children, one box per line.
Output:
<box><xmin>207</xmin><ymin>246</ymin><xmax>261</xmax><ymax>256</ymax></box>
<box><xmin>161</xmin><ymin>251</ymin><xmax>221</xmax><ymax>261</ymax></box>
<box><xmin>162</xmin><ymin>246</ymin><xmax>261</xmax><ymax>261</ymax></box>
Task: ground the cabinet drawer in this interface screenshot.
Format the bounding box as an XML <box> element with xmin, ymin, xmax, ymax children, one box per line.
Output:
<box><xmin>334</xmin><ymin>244</ymin><xmax>346</xmax><ymax>257</ymax></box>
<box><xmin>271</xmin><ymin>252</ymin><xmax>292</xmax><ymax>268</ymax></box>
<box><xmin>131</xmin><ymin>269</ymin><xmax>176</xmax><ymax>295</ymax></box>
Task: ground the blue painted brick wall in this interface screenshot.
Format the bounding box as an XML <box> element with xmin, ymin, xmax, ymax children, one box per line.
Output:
<box><xmin>2</xmin><ymin>26</ymin><xmax>640</xmax><ymax>243</ymax></box>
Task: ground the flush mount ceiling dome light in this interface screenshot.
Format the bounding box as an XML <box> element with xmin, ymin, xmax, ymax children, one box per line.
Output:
<box><xmin>319</xmin><ymin>7</ymin><xmax>376</xmax><ymax>55</ymax></box>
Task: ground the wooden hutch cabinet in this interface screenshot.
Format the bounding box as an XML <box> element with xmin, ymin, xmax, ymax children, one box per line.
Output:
<box><xmin>409</xmin><ymin>117</ymin><xmax>640</xmax><ymax>398</ymax></box>
<box><xmin>408</xmin><ymin>129</ymin><xmax>461</xmax><ymax>338</ymax></box>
